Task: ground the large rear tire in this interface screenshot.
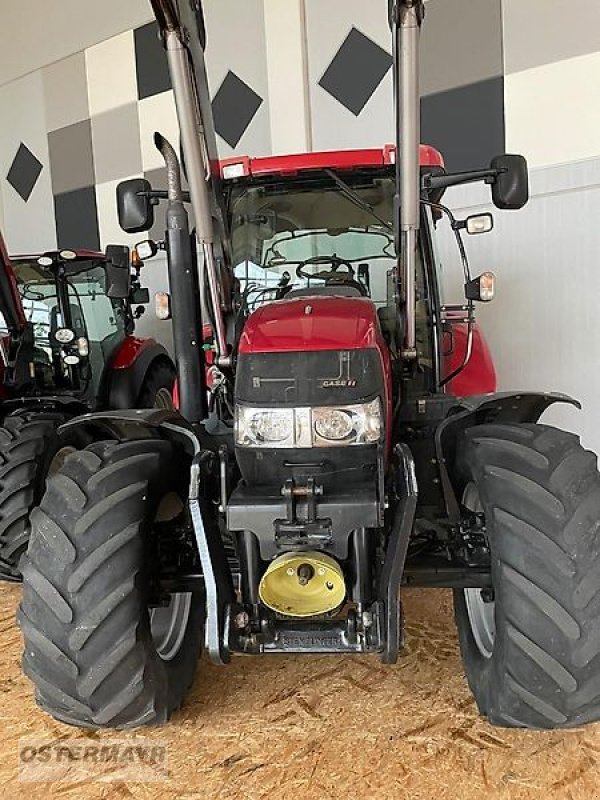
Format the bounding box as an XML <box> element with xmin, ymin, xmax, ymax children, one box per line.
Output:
<box><xmin>454</xmin><ymin>422</ymin><xmax>600</xmax><ymax>729</ymax></box>
<box><xmin>18</xmin><ymin>438</ymin><xmax>203</xmax><ymax>729</ymax></box>
<box><xmin>0</xmin><ymin>409</ymin><xmax>72</xmax><ymax>580</ymax></box>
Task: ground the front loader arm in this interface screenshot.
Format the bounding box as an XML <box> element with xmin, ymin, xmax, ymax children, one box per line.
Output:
<box><xmin>150</xmin><ymin>0</ymin><xmax>231</xmax><ymax>367</ymax></box>
<box><xmin>388</xmin><ymin>0</ymin><xmax>426</xmax><ymax>361</ymax></box>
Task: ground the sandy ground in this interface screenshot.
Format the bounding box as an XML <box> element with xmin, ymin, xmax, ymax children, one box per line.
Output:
<box><xmin>1</xmin><ymin>584</ymin><xmax>599</xmax><ymax>799</ymax></box>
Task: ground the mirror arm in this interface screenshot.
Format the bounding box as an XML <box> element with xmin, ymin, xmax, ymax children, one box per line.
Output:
<box><xmin>137</xmin><ymin>189</ymin><xmax>192</xmax><ymax>204</ymax></box>
<box><xmin>422</xmin><ymin>168</ymin><xmax>502</xmax><ymax>192</ymax></box>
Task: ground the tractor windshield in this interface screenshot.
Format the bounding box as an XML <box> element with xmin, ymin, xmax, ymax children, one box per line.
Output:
<box><xmin>0</xmin><ymin>258</ymin><xmax>126</xmax><ymax>394</ymax></box>
<box><xmin>228</xmin><ymin>172</ymin><xmax>400</xmax><ymax>310</ymax></box>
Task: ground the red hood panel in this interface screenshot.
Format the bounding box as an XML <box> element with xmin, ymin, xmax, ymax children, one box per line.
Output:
<box><xmin>238</xmin><ymin>296</ymin><xmax>383</xmax><ymax>354</ymax></box>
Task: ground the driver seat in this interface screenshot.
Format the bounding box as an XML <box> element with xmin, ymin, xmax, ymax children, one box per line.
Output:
<box><xmin>285</xmin><ymin>285</ymin><xmax>365</xmax><ymax>299</ymax></box>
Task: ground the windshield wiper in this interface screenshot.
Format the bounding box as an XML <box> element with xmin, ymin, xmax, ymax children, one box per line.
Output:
<box><xmin>325</xmin><ymin>169</ymin><xmax>394</xmax><ymax>233</ymax></box>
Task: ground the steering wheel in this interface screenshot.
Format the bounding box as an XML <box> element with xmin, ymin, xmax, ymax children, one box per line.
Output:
<box><xmin>296</xmin><ymin>255</ymin><xmax>355</xmax><ymax>282</ymax></box>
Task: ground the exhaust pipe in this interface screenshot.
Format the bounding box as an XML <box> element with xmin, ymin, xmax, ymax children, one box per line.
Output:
<box><xmin>390</xmin><ymin>0</ymin><xmax>425</xmax><ymax>360</ymax></box>
<box><xmin>155</xmin><ymin>132</ymin><xmax>207</xmax><ymax>424</ymax></box>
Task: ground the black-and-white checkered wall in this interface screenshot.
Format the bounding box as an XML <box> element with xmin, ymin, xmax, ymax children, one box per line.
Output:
<box><xmin>2</xmin><ymin>0</ymin><xmax>600</xmax><ymax>253</ymax></box>
<box><xmin>307</xmin><ymin>0</ymin><xmax>505</xmax><ymax>168</ymax></box>
<box><xmin>0</xmin><ymin>2</ymin><xmax>271</xmax><ymax>253</ymax></box>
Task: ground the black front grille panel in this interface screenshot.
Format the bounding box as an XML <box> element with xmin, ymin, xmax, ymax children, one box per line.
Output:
<box><xmin>236</xmin><ymin>349</ymin><xmax>384</xmax><ymax>407</ymax></box>
<box><xmin>234</xmin><ymin>348</ymin><xmax>385</xmax><ymax>493</ymax></box>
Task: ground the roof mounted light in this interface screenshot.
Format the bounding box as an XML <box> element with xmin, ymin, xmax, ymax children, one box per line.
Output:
<box><xmin>59</xmin><ymin>249</ymin><xmax>77</xmax><ymax>261</ymax></box>
<box><xmin>222</xmin><ymin>162</ymin><xmax>247</xmax><ymax>180</ymax></box>
<box><xmin>37</xmin><ymin>256</ymin><xmax>53</xmax><ymax>267</ymax></box>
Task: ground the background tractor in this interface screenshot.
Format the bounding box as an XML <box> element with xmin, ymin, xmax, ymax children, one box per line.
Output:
<box><xmin>17</xmin><ymin>0</ymin><xmax>600</xmax><ymax>731</ymax></box>
<box><xmin>0</xmin><ymin>233</ymin><xmax>175</xmax><ymax>579</ymax></box>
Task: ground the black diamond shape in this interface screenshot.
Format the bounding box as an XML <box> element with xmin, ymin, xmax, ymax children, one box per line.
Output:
<box><xmin>6</xmin><ymin>143</ymin><xmax>43</xmax><ymax>202</ymax></box>
<box><xmin>212</xmin><ymin>71</ymin><xmax>263</xmax><ymax>149</ymax></box>
<box><xmin>319</xmin><ymin>28</ymin><xmax>393</xmax><ymax>116</ymax></box>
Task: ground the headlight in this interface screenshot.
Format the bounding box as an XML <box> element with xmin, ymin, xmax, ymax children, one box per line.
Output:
<box><xmin>235</xmin><ymin>399</ymin><xmax>383</xmax><ymax>448</ymax></box>
<box><xmin>313</xmin><ymin>408</ymin><xmax>354</xmax><ymax>442</ymax></box>
<box><xmin>236</xmin><ymin>407</ymin><xmax>295</xmax><ymax>447</ymax></box>
<box><xmin>54</xmin><ymin>327</ymin><xmax>75</xmax><ymax>344</ymax></box>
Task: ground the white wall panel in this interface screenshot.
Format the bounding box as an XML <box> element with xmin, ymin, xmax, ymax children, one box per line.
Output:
<box><xmin>0</xmin><ymin>0</ymin><xmax>152</xmax><ymax>86</ymax></box>
<box><xmin>204</xmin><ymin>0</ymin><xmax>271</xmax><ymax>157</ymax></box>
<box><xmin>264</xmin><ymin>0</ymin><xmax>311</xmax><ymax>154</ymax></box>
<box><xmin>436</xmin><ymin>157</ymin><xmax>600</xmax><ymax>455</ymax></box>
<box><xmin>505</xmin><ymin>52</ymin><xmax>600</xmax><ymax>169</ymax></box>
<box><xmin>503</xmin><ymin>0</ymin><xmax>600</xmax><ymax>74</ymax></box>
<box><xmin>305</xmin><ymin>0</ymin><xmax>394</xmax><ymax>151</ymax></box>
<box><xmin>0</xmin><ymin>72</ymin><xmax>56</xmax><ymax>253</ymax></box>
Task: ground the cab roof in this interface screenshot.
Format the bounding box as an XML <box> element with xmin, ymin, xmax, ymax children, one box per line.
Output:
<box><xmin>220</xmin><ymin>144</ymin><xmax>444</xmax><ymax>181</ymax></box>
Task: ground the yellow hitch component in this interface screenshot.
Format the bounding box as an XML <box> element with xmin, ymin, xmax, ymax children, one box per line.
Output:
<box><xmin>258</xmin><ymin>551</ymin><xmax>346</xmax><ymax>618</ymax></box>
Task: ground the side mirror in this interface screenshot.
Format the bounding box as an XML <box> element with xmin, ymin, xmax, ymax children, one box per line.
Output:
<box><xmin>465</xmin><ymin>271</ymin><xmax>496</xmax><ymax>303</ymax></box>
<box><xmin>117</xmin><ymin>179</ymin><xmax>155</xmax><ymax>233</ymax></box>
<box><xmin>105</xmin><ymin>245</ymin><xmax>131</xmax><ymax>299</ymax></box>
<box><xmin>490</xmin><ymin>154</ymin><xmax>529</xmax><ymax>210</ymax></box>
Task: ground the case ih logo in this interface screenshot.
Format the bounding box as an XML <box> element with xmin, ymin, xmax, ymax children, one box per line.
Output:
<box><xmin>321</xmin><ymin>378</ymin><xmax>357</xmax><ymax>388</ymax></box>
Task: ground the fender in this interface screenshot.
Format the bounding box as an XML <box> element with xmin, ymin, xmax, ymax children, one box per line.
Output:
<box><xmin>103</xmin><ymin>337</ymin><xmax>172</xmax><ymax>409</ymax></box>
<box><xmin>60</xmin><ymin>407</ymin><xmax>198</xmax><ymax>453</ymax></box>
<box><xmin>0</xmin><ymin>395</ymin><xmax>89</xmax><ymax>423</ymax></box>
<box><xmin>434</xmin><ymin>391</ymin><xmax>580</xmax><ymax>522</ymax></box>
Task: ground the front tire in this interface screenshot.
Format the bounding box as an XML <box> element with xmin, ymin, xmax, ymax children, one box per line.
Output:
<box><xmin>0</xmin><ymin>409</ymin><xmax>72</xmax><ymax>580</ymax></box>
<box><xmin>18</xmin><ymin>438</ymin><xmax>203</xmax><ymax>729</ymax></box>
<box><xmin>454</xmin><ymin>422</ymin><xmax>600</xmax><ymax>729</ymax></box>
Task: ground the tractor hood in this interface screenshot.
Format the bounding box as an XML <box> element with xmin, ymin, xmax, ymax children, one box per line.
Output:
<box><xmin>238</xmin><ymin>295</ymin><xmax>384</xmax><ymax>355</ymax></box>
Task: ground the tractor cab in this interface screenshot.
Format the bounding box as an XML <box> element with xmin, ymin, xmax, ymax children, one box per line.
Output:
<box><xmin>0</xmin><ymin>244</ymin><xmax>154</xmax><ymax>405</ymax></box>
<box><xmin>223</xmin><ymin>145</ymin><xmax>496</xmax><ymax>400</ymax></box>
<box><xmin>224</xmin><ymin>148</ymin><xmax>434</xmax><ymax>353</ymax></box>
<box><xmin>2</xmin><ymin>251</ymin><xmax>126</xmax><ymax>399</ymax></box>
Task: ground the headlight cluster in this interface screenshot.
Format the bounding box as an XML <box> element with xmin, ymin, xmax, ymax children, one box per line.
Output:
<box><xmin>235</xmin><ymin>399</ymin><xmax>383</xmax><ymax>448</ymax></box>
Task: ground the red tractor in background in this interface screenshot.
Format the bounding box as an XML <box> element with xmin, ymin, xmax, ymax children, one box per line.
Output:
<box><xmin>17</xmin><ymin>0</ymin><xmax>600</xmax><ymax>732</ymax></box>
<box><xmin>0</xmin><ymin>232</ymin><xmax>174</xmax><ymax>579</ymax></box>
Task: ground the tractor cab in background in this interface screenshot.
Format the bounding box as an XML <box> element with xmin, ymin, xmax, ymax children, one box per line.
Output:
<box><xmin>0</xmin><ymin>234</ymin><xmax>175</xmax><ymax>579</ymax></box>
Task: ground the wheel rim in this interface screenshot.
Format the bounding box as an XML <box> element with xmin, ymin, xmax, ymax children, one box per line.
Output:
<box><xmin>154</xmin><ymin>388</ymin><xmax>174</xmax><ymax>410</ymax></box>
<box><xmin>462</xmin><ymin>483</ymin><xmax>495</xmax><ymax>660</ymax></box>
<box><xmin>150</xmin><ymin>593</ymin><xmax>193</xmax><ymax>661</ymax></box>
<box><xmin>149</xmin><ymin>491</ymin><xmax>191</xmax><ymax>661</ymax></box>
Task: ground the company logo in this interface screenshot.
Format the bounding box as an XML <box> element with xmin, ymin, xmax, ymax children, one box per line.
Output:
<box><xmin>281</xmin><ymin>635</ymin><xmax>342</xmax><ymax>648</ymax></box>
<box><xmin>18</xmin><ymin>739</ymin><xmax>169</xmax><ymax>783</ymax></box>
<box><xmin>321</xmin><ymin>379</ymin><xmax>357</xmax><ymax>388</ymax></box>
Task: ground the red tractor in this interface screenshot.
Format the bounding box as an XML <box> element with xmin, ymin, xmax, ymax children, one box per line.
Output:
<box><xmin>17</xmin><ymin>0</ymin><xmax>600</xmax><ymax>731</ymax></box>
<box><xmin>0</xmin><ymin>233</ymin><xmax>174</xmax><ymax>579</ymax></box>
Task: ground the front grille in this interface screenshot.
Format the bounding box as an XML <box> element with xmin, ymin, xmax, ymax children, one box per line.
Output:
<box><xmin>235</xmin><ymin>349</ymin><xmax>383</xmax><ymax>407</ymax></box>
